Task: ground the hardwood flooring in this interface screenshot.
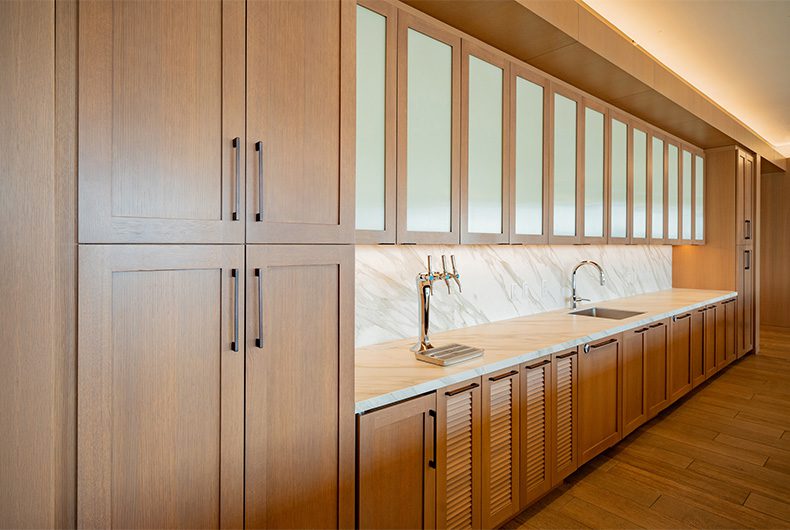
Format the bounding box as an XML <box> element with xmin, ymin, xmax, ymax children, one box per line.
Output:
<box><xmin>504</xmin><ymin>326</ymin><xmax>790</xmax><ymax>529</ymax></box>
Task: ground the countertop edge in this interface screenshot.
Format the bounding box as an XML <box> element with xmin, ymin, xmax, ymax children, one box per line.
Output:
<box><xmin>355</xmin><ymin>291</ymin><xmax>737</xmax><ymax>414</ymax></box>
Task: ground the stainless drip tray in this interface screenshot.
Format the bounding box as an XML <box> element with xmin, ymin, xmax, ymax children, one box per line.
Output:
<box><xmin>415</xmin><ymin>343</ymin><xmax>484</xmax><ymax>366</ymax></box>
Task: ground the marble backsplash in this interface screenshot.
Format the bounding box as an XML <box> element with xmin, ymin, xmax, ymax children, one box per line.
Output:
<box><xmin>355</xmin><ymin>244</ymin><xmax>672</xmax><ymax>347</ymax></box>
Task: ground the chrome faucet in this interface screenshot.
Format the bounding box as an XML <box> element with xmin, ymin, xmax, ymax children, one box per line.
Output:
<box><xmin>412</xmin><ymin>255</ymin><xmax>461</xmax><ymax>353</ymax></box>
<box><xmin>571</xmin><ymin>260</ymin><xmax>606</xmax><ymax>309</ymax></box>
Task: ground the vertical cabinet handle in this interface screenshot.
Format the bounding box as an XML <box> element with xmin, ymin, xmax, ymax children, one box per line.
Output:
<box><xmin>231</xmin><ymin>269</ymin><xmax>239</xmax><ymax>352</ymax></box>
<box><xmin>232</xmin><ymin>137</ymin><xmax>241</xmax><ymax>221</ymax></box>
<box><xmin>428</xmin><ymin>410</ymin><xmax>437</xmax><ymax>469</ymax></box>
<box><xmin>255</xmin><ymin>268</ymin><xmax>264</xmax><ymax>348</ymax></box>
<box><xmin>745</xmin><ymin>250</ymin><xmax>751</xmax><ymax>270</ymax></box>
<box><xmin>744</xmin><ymin>220</ymin><xmax>751</xmax><ymax>240</ymax></box>
<box><xmin>255</xmin><ymin>141</ymin><xmax>264</xmax><ymax>222</ymax></box>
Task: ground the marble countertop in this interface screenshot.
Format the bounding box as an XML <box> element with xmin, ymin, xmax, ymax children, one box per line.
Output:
<box><xmin>355</xmin><ymin>288</ymin><xmax>737</xmax><ymax>413</ymax></box>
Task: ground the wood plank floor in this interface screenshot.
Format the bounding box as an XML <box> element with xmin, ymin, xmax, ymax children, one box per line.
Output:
<box><xmin>504</xmin><ymin>326</ymin><xmax>790</xmax><ymax>529</ymax></box>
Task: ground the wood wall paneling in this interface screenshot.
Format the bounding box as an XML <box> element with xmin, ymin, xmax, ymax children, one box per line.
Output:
<box><xmin>759</xmin><ymin>170</ymin><xmax>790</xmax><ymax>328</ymax></box>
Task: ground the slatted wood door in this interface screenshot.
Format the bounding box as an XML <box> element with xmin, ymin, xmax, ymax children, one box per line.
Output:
<box><xmin>246</xmin><ymin>0</ymin><xmax>354</xmax><ymax>243</ymax></box>
<box><xmin>437</xmin><ymin>379</ymin><xmax>481</xmax><ymax>530</ymax></box>
<box><xmin>552</xmin><ymin>349</ymin><xmax>578</xmax><ymax>485</ymax></box>
<box><xmin>520</xmin><ymin>357</ymin><xmax>553</xmax><ymax>508</ymax></box>
<box><xmin>645</xmin><ymin>320</ymin><xmax>670</xmax><ymax>418</ymax></box>
<box><xmin>622</xmin><ymin>327</ymin><xmax>647</xmax><ymax>437</ymax></box>
<box><xmin>245</xmin><ymin>245</ymin><xmax>354</xmax><ymax>529</ymax></box>
<box><xmin>704</xmin><ymin>305</ymin><xmax>717</xmax><ymax>377</ymax></box>
<box><xmin>690</xmin><ymin>309</ymin><xmax>706</xmax><ymax>387</ymax></box>
<box><xmin>579</xmin><ymin>336</ymin><xmax>622</xmax><ymax>464</ymax></box>
<box><xmin>482</xmin><ymin>368</ymin><xmax>520</xmax><ymax>528</ymax></box>
<box><xmin>357</xmin><ymin>394</ymin><xmax>437</xmax><ymax>530</ymax></box>
<box><xmin>78</xmin><ymin>0</ymin><xmax>245</xmax><ymax>243</ymax></box>
<box><xmin>78</xmin><ymin>245</ymin><xmax>244</xmax><ymax>529</ymax></box>
<box><xmin>669</xmin><ymin>312</ymin><xmax>693</xmax><ymax>402</ymax></box>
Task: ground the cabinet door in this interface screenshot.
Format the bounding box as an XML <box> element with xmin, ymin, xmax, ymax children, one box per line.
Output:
<box><xmin>737</xmin><ymin>245</ymin><xmax>754</xmax><ymax>357</ymax></box>
<box><xmin>725</xmin><ymin>298</ymin><xmax>737</xmax><ymax>364</ymax></box>
<box><xmin>666</xmin><ymin>143</ymin><xmax>681</xmax><ymax>243</ymax></box>
<box><xmin>622</xmin><ymin>327</ymin><xmax>647</xmax><ymax>437</ymax></box>
<box><xmin>355</xmin><ymin>0</ymin><xmax>397</xmax><ymax>243</ymax></box>
<box><xmin>669</xmin><ymin>312</ymin><xmax>692</xmax><ymax>401</ymax></box>
<box><xmin>549</xmin><ymin>86</ymin><xmax>582</xmax><ymax>244</ymax></box>
<box><xmin>648</xmin><ymin>134</ymin><xmax>666</xmax><ymax>244</ymax></box>
<box><xmin>358</xmin><ymin>394</ymin><xmax>437</xmax><ymax>530</ymax></box>
<box><xmin>78</xmin><ymin>0</ymin><xmax>244</xmax><ymax>243</ymax></box>
<box><xmin>482</xmin><ymin>368</ymin><xmax>520</xmax><ymax>528</ymax></box>
<box><xmin>510</xmin><ymin>66</ymin><xmax>549</xmax><ymax>244</ymax></box>
<box><xmin>245</xmin><ymin>245</ymin><xmax>353</xmax><ymax>529</ymax></box>
<box><xmin>681</xmin><ymin>149</ymin><xmax>694</xmax><ymax>243</ymax></box>
<box><xmin>608</xmin><ymin>115</ymin><xmax>629</xmax><ymax>243</ymax></box>
<box><xmin>520</xmin><ymin>357</ymin><xmax>553</xmax><ymax>508</ymax></box>
<box><xmin>78</xmin><ymin>245</ymin><xmax>244</xmax><ymax>529</ymax></box>
<box><xmin>693</xmin><ymin>154</ymin><xmax>705</xmax><ymax>243</ymax></box>
<box><xmin>461</xmin><ymin>42</ymin><xmax>509</xmax><ymax>243</ymax></box>
<box><xmin>645</xmin><ymin>320</ymin><xmax>669</xmax><ymax>418</ymax></box>
<box><xmin>247</xmin><ymin>0</ymin><xmax>354</xmax><ymax>244</ymax></box>
<box><xmin>581</xmin><ymin>100</ymin><xmax>608</xmax><ymax>244</ymax></box>
<box><xmin>704</xmin><ymin>306</ymin><xmax>717</xmax><ymax>377</ymax></box>
<box><xmin>437</xmin><ymin>379</ymin><xmax>481</xmax><ymax>530</ymax></box>
<box><xmin>737</xmin><ymin>150</ymin><xmax>755</xmax><ymax>245</ymax></box>
<box><xmin>630</xmin><ymin>124</ymin><xmax>649</xmax><ymax>244</ymax></box>
<box><xmin>690</xmin><ymin>309</ymin><xmax>705</xmax><ymax>387</ymax></box>
<box><xmin>552</xmin><ymin>350</ymin><xmax>578</xmax><ymax>484</ymax></box>
<box><xmin>715</xmin><ymin>301</ymin><xmax>727</xmax><ymax>368</ymax></box>
<box><xmin>579</xmin><ymin>336</ymin><xmax>621</xmax><ymax>464</ymax></box>
<box><xmin>397</xmin><ymin>13</ymin><xmax>461</xmax><ymax>244</ymax></box>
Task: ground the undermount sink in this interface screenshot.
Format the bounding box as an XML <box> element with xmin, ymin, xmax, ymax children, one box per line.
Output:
<box><xmin>570</xmin><ymin>307</ymin><xmax>645</xmax><ymax>320</ymax></box>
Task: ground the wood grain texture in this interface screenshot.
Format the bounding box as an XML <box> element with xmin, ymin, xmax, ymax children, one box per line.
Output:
<box><xmin>552</xmin><ymin>349</ymin><xmax>578</xmax><ymax>485</ymax></box>
<box><xmin>0</xmin><ymin>1</ymin><xmax>57</xmax><ymax>527</ymax></box>
<box><xmin>579</xmin><ymin>97</ymin><xmax>609</xmax><ymax>244</ymax></box>
<box><xmin>668</xmin><ymin>312</ymin><xmax>693</xmax><ymax>402</ymax></box>
<box><xmin>578</xmin><ymin>335</ymin><xmax>621</xmax><ymax>464</ymax></box>
<box><xmin>759</xmin><ymin>170</ymin><xmax>790</xmax><ymax>328</ymax></box>
<box><xmin>621</xmin><ymin>327</ymin><xmax>647</xmax><ymax>437</ymax></box>
<box><xmin>690</xmin><ymin>308</ymin><xmax>705</xmax><ymax>387</ymax></box>
<box><xmin>644</xmin><ymin>319</ymin><xmax>670</xmax><ymax>418</ymax></box>
<box><xmin>520</xmin><ymin>356</ymin><xmax>553</xmax><ymax>507</ymax></box>
<box><xmin>737</xmin><ymin>244</ymin><xmax>755</xmax><ymax>357</ymax></box>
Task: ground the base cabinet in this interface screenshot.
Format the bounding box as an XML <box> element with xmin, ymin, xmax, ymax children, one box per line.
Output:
<box><xmin>579</xmin><ymin>336</ymin><xmax>621</xmax><ymax>464</ymax></box>
<box><xmin>737</xmin><ymin>245</ymin><xmax>755</xmax><ymax>357</ymax></box>
<box><xmin>552</xmin><ymin>349</ymin><xmax>579</xmax><ymax>484</ymax></box>
<box><xmin>520</xmin><ymin>357</ymin><xmax>553</xmax><ymax>507</ymax></box>
<box><xmin>704</xmin><ymin>305</ymin><xmax>717</xmax><ymax>378</ymax></box>
<box><xmin>622</xmin><ymin>327</ymin><xmax>648</xmax><ymax>437</ymax></box>
<box><xmin>690</xmin><ymin>309</ymin><xmax>705</xmax><ymax>387</ymax></box>
<box><xmin>644</xmin><ymin>320</ymin><xmax>670</xmax><ymax>418</ymax></box>
<box><xmin>669</xmin><ymin>312</ymin><xmax>693</xmax><ymax>402</ymax></box>
<box><xmin>722</xmin><ymin>298</ymin><xmax>738</xmax><ymax>366</ymax></box>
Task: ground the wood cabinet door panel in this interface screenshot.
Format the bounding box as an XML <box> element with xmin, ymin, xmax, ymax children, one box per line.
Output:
<box><xmin>690</xmin><ymin>310</ymin><xmax>705</xmax><ymax>387</ymax></box>
<box><xmin>246</xmin><ymin>0</ymin><xmax>354</xmax><ymax>243</ymax></box>
<box><xmin>737</xmin><ymin>245</ymin><xmax>754</xmax><ymax>357</ymax></box>
<box><xmin>579</xmin><ymin>337</ymin><xmax>621</xmax><ymax>463</ymax></box>
<box><xmin>245</xmin><ymin>245</ymin><xmax>354</xmax><ymax>529</ymax></box>
<box><xmin>79</xmin><ymin>0</ymin><xmax>244</xmax><ymax>243</ymax></box>
<box><xmin>669</xmin><ymin>313</ymin><xmax>692</xmax><ymax>401</ymax></box>
<box><xmin>358</xmin><ymin>394</ymin><xmax>437</xmax><ymax>530</ymax></box>
<box><xmin>520</xmin><ymin>357</ymin><xmax>553</xmax><ymax>507</ymax></box>
<box><xmin>622</xmin><ymin>328</ymin><xmax>647</xmax><ymax>437</ymax></box>
<box><xmin>78</xmin><ymin>245</ymin><xmax>244</xmax><ymax>529</ymax></box>
<box><xmin>704</xmin><ymin>306</ymin><xmax>717</xmax><ymax>377</ymax></box>
<box><xmin>645</xmin><ymin>320</ymin><xmax>670</xmax><ymax>417</ymax></box>
<box><xmin>724</xmin><ymin>298</ymin><xmax>737</xmax><ymax>364</ymax></box>
<box><xmin>552</xmin><ymin>350</ymin><xmax>578</xmax><ymax>484</ymax></box>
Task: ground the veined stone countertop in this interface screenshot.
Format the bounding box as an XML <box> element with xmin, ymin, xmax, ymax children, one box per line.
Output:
<box><xmin>355</xmin><ymin>288</ymin><xmax>737</xmax><ymax>414</ymax></box>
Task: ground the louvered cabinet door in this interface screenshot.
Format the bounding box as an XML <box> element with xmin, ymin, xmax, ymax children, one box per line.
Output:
<box><xmin>520</xmin><ymin>357</ymin><xmax>552</xmax><ymax>508</ymax></box>
<box><xmin>481</xmin><ymin>369</ymin><xmax>520</xmax><ymax>528</ymax></box>
<box><xmin>437</xmin><ymin>379</ymin><xmax>481</xmax><ymax>530</ymax></box>
<box><xmin>552</xmin><ymin>349</ymin><xmax>578</xmax><ymax>484</ymax></box>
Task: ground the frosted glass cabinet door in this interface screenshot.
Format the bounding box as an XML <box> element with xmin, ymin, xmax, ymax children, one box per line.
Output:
<box><xmin>650</xmin><ymin>136</ymin><xmax>665</xmax><ymax>242</ymax></box>
<box><xmin>461</xmin><ymin>43</ymin><xmax>508</xmax><ymax>243</ymax></box>
<box><xmin>681</xmin><ymin>149</ymin><xmax>693</xmax><ymax>242</ymax></box>
<box><xmin>667</xmin><ymin>143</ymin><xmax>680</xmax><ymax>241</ymax></box>
<box><xmin>609</xmin><ymin>117</ymin><xmax>628</xmax><ymax>242</ymax></box>
<box><xmin>355</xmin><ymin>2</ymin><xmax>396</xmax><ymax>243</ymax></box>
<box><xmin>694</xmin><ymin>154</ymin><xmax>705</xmax><ymax>243</ymax></box>
<box><xmin>631</xmin><ymin>126</ymin><xmax>648</xmax><ymax>243</ymax></box>
<box><xmin>550</xmin><ymin>88</ymin><xmax>580</xmax><ymax>242</ymax></box>
<box><xmin>511</xmin><ymin>67</ymin><xmax>548</xmax><ymax>243</ymax></box>
<box><xmin>582</xmin><ymin>103</ymin><xmax>606</xmax><ymax>242</ymax></box>
<box><xmin>397</xmin><ymin>15</ymin><xmax>460</xmax><ymax>243</ymax></box>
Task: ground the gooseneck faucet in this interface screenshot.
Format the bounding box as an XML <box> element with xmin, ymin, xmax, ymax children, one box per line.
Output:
<box><xmin>571</xmin><ymin>260</ymin><xmax>606</xmax><ymax>309</ymax></box>
<box><xmin>412</xmin><ymin>255</ymin><xmax>461</xmax><ymax>353</ymax></box>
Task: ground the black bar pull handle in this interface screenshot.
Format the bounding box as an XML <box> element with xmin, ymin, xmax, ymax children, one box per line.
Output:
<box><xmin>673</xmin><ymin>313</ymin><xmax>691</xmax><ymax>322</ymax></box>
<box><xmin>232</xmin><ymin>137</ymin><xmax>241</xmax><ymax>221</ymax></box>
<box><xmin>445</xmin><ymin>382</ymin><xmax>479</xmax><ymax>397</ymax></box>
<box><xmin>649</xmin><ymin>322</ymin><xmax>665</xmax><ymax>328</ymax></box>
<box><xmin>745</xmin><ymin>219</ymin><xmax>751</xmax><ymax>240</ymax></box>
<box><xmin>489</xmin><ymin>370</ymin><xmax>519</xmax><ymax>382</ymax></box>
<box><xmin>255</xmin><ymin>268</ymin><xmax>264</xmax><ymax>348</ymax></box>
<box><xmin>231</xmin><ymin>268</ymin><xmax>239</xmax><ymax>352</ymax></box>
<box><xmin>745</xmin><ymin>250</ymin><xmax>751</xmax><ymax>270</ymax></box>
<box><xmin>428</xmin><ymin>410</ymin><xmax>437</xmax><ymax>469</ymax></box>
<box><xmin>585</xmin><ymin>337</ymin><xmax>618</xmax><ymax>353</ymax></box>
<box><xmin>556</xmin><ymin>350</ymin><xmax>577</xmax><ymax>360</ymax></box>
<box><xmin>525</xmin><ymin>358</ymin><xmax>551</xmax><ymax>370</ymax></box>
<box><xmin>635</xmin><ymin>327</ymin><xmax>649</xmax><ymax>334</ymax></box>
<box><xmin>255</xmin><ymin>141</ymin><xmax>264</xmax><ymax>222</ymax></box>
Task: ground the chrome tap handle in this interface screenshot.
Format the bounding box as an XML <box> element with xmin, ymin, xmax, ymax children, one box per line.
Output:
<box><xmin>450</xmin><ymin>254</ymin><xmax>462</xmax><ymax>293</ymax></box>
<box><xmin>441</xmin><ymin>255</ymin><xmax>451</xmax><ymax>294</ymax></box>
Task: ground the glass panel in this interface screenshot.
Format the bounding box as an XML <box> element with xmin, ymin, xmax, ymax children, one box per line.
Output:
<box><xmin>682</xmin><ymin>149</ymin><xmax>692</xmax><ymax>240</ymax></box>
<box><xmin>584</xmin><ymin>107</ymin><xmax>604</xmax><ymax>238</ymax></box>
<box><xmin>355</xmin><ymin>6</ymin><xmax>387</xmax><ymax>231</ymax></box>
<box><xmin>406</xmin><ymin>29</ymin><xmax>453</xmax><ymax>232</ymax></box>
<box><xmin>632</xmin><ymin>128</ymin><xmax>647</xmax><ymax>239</ymax></box>
<box><xmin>610</xmin><ymin>118</ymin><xmax>627</xmax><ymax>238</ymax></box>
<box><xmin>466</xmin><ymin>55</ymin><xmax>503</xmax><ymax>234</ymax></box>
<box><xmin>651</xmin><ymin>137</ymin><xmax>664</xmax><ymax>239</ymax></box>
<box><xmin>667</xmin><ymin>144</ymin><xmax>679</xmax><ymax>239</ymax></box>
<box><xmin>553</xmin><ymin>93</ymin><xmax>577</xmax><ymax>237</ymax></box>
<box><xmin>514</xmin><ymin>77</ymin><xmax>544</xmax><ymax>235</ymax></box>
<box><xmin>695</xmin><ymin>155</ymin><xmax>704</xmax><ymax>240</ymax></box>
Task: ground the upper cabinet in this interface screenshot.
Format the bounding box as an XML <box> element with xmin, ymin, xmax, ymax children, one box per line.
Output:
<box><xmin>461</xmin><ymin>42</ymin><xmax>509</xmax><ymax>243</ymax></box>
<box><xmin>246</xmin><ymin>0</ymin><xmax>354</xmax><ymax>244</ymax></box>
<box><xmin>736</xmin><ymin>148</ymin><xmax>755</xmax><ymax>245</ymax></box>
<box><xmin>681</xmin><ymin>148</ymin><xmax>694</xmax><ymax>243</ymax></box>
<box><xmin>549</xmin><ymin>86</ymin><xmax>582</xmax><ymax>243</ymax></box>
<box><xmin>608</xmin><ymin>114</ymin><xmax>629</xmax><ymax>243</ymax></box>
<box><xmin>694</xmin><ymin>153</ymin><xmax>705</xmax><ymax>243</ymax></box>
<box><xmin>630</xmin><ymin>124</ymin><xmax>649</xmax><ymax>244</ymax></box>
<box><xmin>78</xmin><ymin>0</ymin><xmax>245</xmax><ymax>243</ymax></box>
<box><xmin>397</xmin><ymin>13</ymin><xmax>461</xmax><ymax>244</ymax></box>
<box><xmin>581</xmin><ymin>99</ymin><xmax>607</xmax><ymax>244</ymax></box>
<box><xmin>649</xmin><ymin>133</ymin><xmax>666</xmax><ymax>244</ymax></box>
<box><xmin>666</xmin><ymin>142</ymin><xmax>681</xmax><ymax>244</ymax></box>
<box><xmin>355</xmin><ymin>0</ymin><xmax>397</xmax><ymax>243</ymax></box>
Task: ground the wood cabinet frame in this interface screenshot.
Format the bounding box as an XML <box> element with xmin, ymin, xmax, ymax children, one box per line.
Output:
<box><xmin>736</xmin><ymin>148</ymin><xmax>755</xmax><ymax>246</ymax></box>
<box><xmin>622</xmin><ymin>326</ymin><xmax>648</xmax><ymax>437</ymax></box>
<box><xmin>520</xmin><ymin>356</ymin><xmax>554</xmax><ymax>507</ymax></box>
<box><xmin>679</xmin><ymin>145</ymin><xmax>696</xmax><ymax>245</ymax></box>
<box><xmin>460</xmin><ymin>40</ymin><xmax>510</xmax><ymax>244</ymax></box>
<box><xmin>668</xmin><ymin>311</ymin><xmax>693</xmax><ymax>402</ymax></box>
<box><xmin>579</xmin><ymin>97</ymin><xmax>609</xmax><ymax>245</ymax></box>
<box><xmin>644</xmin><ymin>319</ymin><xmax>670</xmax><ymax>418</ymax></box>
<box><xmin>690</xmin><ymin>146</ymin><xmax>706</xmax><ymax>245</ymax></box>
<box><xmin>607</xmin><ymin>109</ymin><xmax>631</xmax><ymax>244</ymax></box>
<box><xmin>551</xmin><ymin>348</ymin><xmax>579</xmax><ymax>485</ymax></box>
<box><xmin>647</xmin><ymin>129</ymin><xmax>669</xmax><ymax>245</ymax></box>
<box><xmin>665</xmin><ymin>139</ymin><xmax>683</xmax><ymax>245</ymax></box>
<box><xmin>396</xmin><ymin>11</ymin><xmax>461</xmax><ymax>244</ymax></box>
<box><xmin>579</xmin><ymin>335</ymin><xmax>622</xmax><ymax>464</ymax></box>
<box><xmin>629</xmin><ymin>119</ymin><xmax>650</xmax><ymax>245</ymax></box>
<box><xmin>356</xmin><ymin>0</ymin><xmax>399</xmax><ymax>244</ymax></box>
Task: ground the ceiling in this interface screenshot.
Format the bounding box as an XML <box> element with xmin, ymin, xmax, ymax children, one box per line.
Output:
<box><xmin>581</xmin><ymin>0</ymin><xmax>790</xmax><ymax>157</ymax></box>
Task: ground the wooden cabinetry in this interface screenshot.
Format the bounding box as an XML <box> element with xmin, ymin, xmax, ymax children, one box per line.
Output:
<box><xmin>246</xmin><ymin>0</ymin><xmax>354</xmax><ymax>244</ymax></box>
<box><xmin>669</xmin><ymin>312</ymin><xmax>692</xmax><ymax>402</ymax></box>
<box><xmin>548</xmin><ymin>85</ymin><xmax>582</xmax><ymax>244</ymax></box>
<box><xmin>358</xmin><ymin>394</ymin><xmax>437</xmax><ymax>530</ymax></box>
<box><xmin>737</xmin><ymin>245</ymin><xmax>755</xmax><ymax>357</ymax></box>
<box><xmin>608</xmin><ymin>112</ymin><xmax>629</xmax><ymax>244</ymax></box>
<box><xmin>622</xmin><ymin>327</ymin><xmax>648</xmax><ymax>437</ymax></box>
<box><xmin>737</xmin><ymin>150</ymin><xmax>755</xmax><ymax>245</ymax></box>
<box><xmin>552</xmin><ymin>349</ymin><xmax>579</xmax><ymax>484</ymax></box>
<box><xmin>704</xmin><ymin>305</ymin><xmax>717</xmax><ymax>377</ymax></box>
<box><xmin>520</xmin><ymin>356</ymin><xmax>553</xmax><ymax>507</ymax></box>
<box><xmin>77</xmin><ymin>245</ymin><xmax>245</xmax><ymax>528</ymax></box>
<box><xmin>690</xmin><ymin>308</ymin><xmax>705</xmax><ymax>387</ymax></box>
<box><xmin>579</xmin><ymin>336</ymin><xmax>621</xmax><ymax>464</ymax></box>
<box><xmin>580</xmin><ymin>99</ymin><xmax>608</xmax><ymax>244</ymax></box>
<box><xmin>718</xmin><ymin>298</ymin><xmax>738</xmax><ymax>367</ymax></box>
<box><xmin>644</xmin><ymin>319</ymin><xmax>670</xmax><ymax>418</ymax></box>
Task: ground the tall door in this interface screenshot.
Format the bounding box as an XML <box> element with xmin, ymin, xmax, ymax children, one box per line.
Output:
<box><xmin>552</xmin><ymin>349</ymin><xmax>578</xmax><ymax>485</ymax></box>
<box><xmin>245</xmin><ymin>245</ymin><xmax>354</xmax><ymax>529</ymax></box>
<box><xmin>520</xmin><ymin>357</ymin><xmax>553</xmax><ymax>508</ymax></box>
<box><xmin>644</xmin><ymin>320</ymin><xmax>669</xmax><ymax>418</ymax></box>
<box><xmin>78</xmin><ymin>245</ymin><xmax>244</xmax><ymax>529</ymax></box>
<box><xmin>669</xmin><ymin>312</ymin><xmax>692</xmax><ymax>401</ymax></box>
<box><xmin>622</xmin><ymin>327</ymin><xmax>647</xmax><ymax>437</ymax></box>
<box><xmin>579</xmin><ymin>337</ymin><xmax>621</xmax><ymax>464</ymax></box>
<box><xmin>737</xmin><ymin>245</ymin><xmax>754</xmax><ymax>357</ymax></box>
<box><xmin>357</xmin><ymin>394</ymin><xmax>437</xmax><ymax>530</ymax></box>
<box><xmin>690</xmin><ymin>309</ymin><xmax>705</xmax><ymax>387</ymax></box>
<box><xmin>246</xmin><ymin>0</ymin><xmax>354</xmax><ymax>244</ymax></box>
<box><xmin>736</xmin><ymin>150</ymin><xmax>754</xmax><ymax>245</ymax></box>
<box><xmin>78</xmin><ymin>0</ymin><xmax>245</xmax><ymax>243</ymax></box>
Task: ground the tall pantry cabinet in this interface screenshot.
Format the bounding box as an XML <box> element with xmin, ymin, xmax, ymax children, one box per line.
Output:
<box><xmin>77</xmin><ymin>1</ymin><xmax>355</xmax><ymax>528</ymax></box>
